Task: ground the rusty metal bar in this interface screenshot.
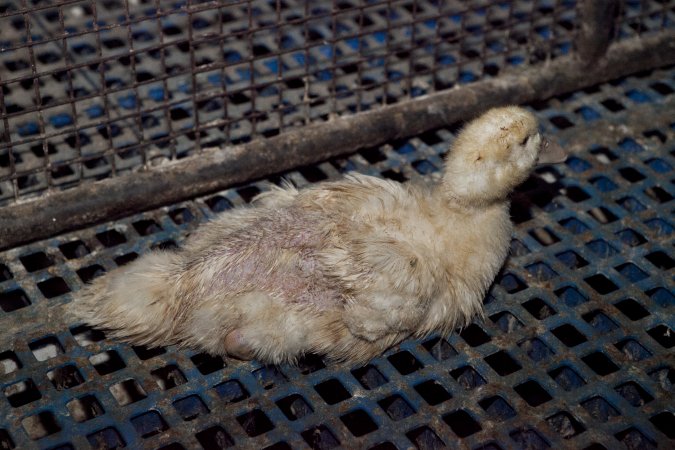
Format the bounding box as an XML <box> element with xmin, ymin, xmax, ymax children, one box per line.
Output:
<box><xmin>1</xmin><ymin>30</ymin><xmax>673</xmax><ymax>251</ymax></box>
<box><xmin>574</xmin><ymin>0</ymin><xmax>620</xmax><ymax>64</ymax></box>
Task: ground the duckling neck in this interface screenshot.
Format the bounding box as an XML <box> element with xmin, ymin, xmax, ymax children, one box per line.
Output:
<box><xmin>438</xmin><ymin>171</ymin><xmax>511</xmax><ymax>210</ymax></box>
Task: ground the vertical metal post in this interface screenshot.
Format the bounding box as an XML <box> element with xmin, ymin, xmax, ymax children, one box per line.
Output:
<box><xmin>574</xmin><ymin>0</ymin><xmax>620</xmax><ymax>64</ymax></box>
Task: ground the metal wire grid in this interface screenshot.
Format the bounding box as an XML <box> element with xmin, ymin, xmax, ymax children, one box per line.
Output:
<box><xmin>0</xmin><ymin>64</ymin><xmax>673</xmax><ymax>449</ymax></box>
<box><xmin>0</xmin><ymin>0</ymin><xmax>585</xmax><ymax>206</ymax></box>
<box><xmin>614</xmin><ymin>0</ymin><xmax>675</xmax><ymax>40</ymax></box>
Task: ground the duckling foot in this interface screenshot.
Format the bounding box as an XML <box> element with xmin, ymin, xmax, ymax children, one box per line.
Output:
<box><xmin>223</xmin><ymin>330</ymin><xmax>255</xmax><ymax>360</ymax></box>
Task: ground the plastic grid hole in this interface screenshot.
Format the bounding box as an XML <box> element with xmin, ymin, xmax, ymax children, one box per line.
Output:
<box><xmin>551</xmin><ymin>324</ymin><xmax>588</xmax><ymax>347</ymax></box>
<box><xmin>522</xmin><ymin>298</ymin><xmax>557</xmax><ymax>320</ymax></box>
<box><xmin>548</xmin><ymin>366</ymin><xmax>586</xmax><ymax>391</ymax></box>
<box><xmin>351</xmin><ymin>364</ymin><xmax>388</xmax><ymax>390</ymax></box>
<box><xmin>4</xmin><ymin>378</ymin><xmax>41</xmax><ymax>407</ymax></box>
<box><xmin>583</xmin><ymin>310</ymin><xmax>619</xmax><ymax>333</ymax></box>
<box><xmin>0</xmin><ymin>350</ymin><xmax>22</xmax><ymax>375</ymax></box>
<box><xmin>340</xmin><ymin>409</ymin><xmax>378</xmax><ymax>437</ymax></box>
<box><xmin>422</xmin><ymin>337</ymin><xmax>458</xmax><ymax>361</ymax></box>
<box><xmin>301</xmin><ymin>425</ymin><xmax>340</xmax><ymax>450</ymax></box>
<box><xmin>213</xmin><ymin>379</ymin><xmax>249</xmax><ymax>404</ymax></box>
<box><xmin>131</xmin><ymin>410</ymin><xmax>168</xmax><ymax>439</ymax></box>
<box><xmin>613</xmin><ymin>298</ymin><xmax>650</xmax><ymax>321</ymax></box>
<box><xmin>21</xmin><ymin>411</ymin><xmax>61</xmax><ymax>440</ymax></box>
<box><xmin>19</xmin><ymin>251</ymin><xmax>54</xmax><ymax>272</ymax></box>
<box><xmin>580</xmin><ymin>396</ymin><xmax>620</xmax><ymax>422</ymax></box>
<box><xmin>649</xmin><ymin>412</ymin><xmax>675</xmax><ymax>439</ymax></box>
<box><xmin>169</xmin><ymin>207</ymin><xmax>195</xmax><ymax>225</ymax></box>
<box><xmin>95</xmin><ymin>229</ymin><xmax>127</xmax><ymax>247</ymax></box>
<box><xmin>378</xmin><ymin>394</ymin><xmax>416</xmax><ymax>421</ymax></box>
<box><xmin>459</xmin><ymin>324</ymin><xmax>492</xmax><ymax>347</ymax></box>
<box><xmin>387</xmin><ymin>350</ymin><xmax>423</xmax><ymax>375</ymax></box>
<box><xmin>314</xmin><ymin>378</ymin><xmax>351</xmax><ymax>405</ymax></box>
<box><xmin>276</xmin><ymin>394</ymin><xmax>313</xmax><ymax>421</ymax></box>
<box><xmin>498</xmin><ymin>273</ymin><xmax>527</xmax><ymax>293</ymax></box>
<box><xmin>0</xmin><ymin>428</ymin><xmax>15</xmax><ymax>450</ymax></box>
<box><xmin>585</xmin><ymin>239</ymin><xmax>619</xmax><ymax>258</ymax></box>
<box><xmin>484</xmin><ymin>350</ymin><xmax>522</xmax><ymax>376</ymax></box>
<box><xmin>37</xmin><ymin>276</ymin><xmax>71</xmax><ymax>298</ymax></box>
<box><xmin>70</xmin><ymin>325</ymin><xmax>105</xmax><ymax>347</ymax></box>
<box><xmin>615</xmin><ymin>381</ymin><xmax>654</xmax><ymax>407</ymax></box>
<box><xmin>582</xmin><ymin>352</ymin><xmax>620</xmax><ymax>376</ymax></box>
<box><xmin>29</xmin><ymin>336</ymin><xmax>64</xmax><ymax>361</ymax></box>
<box><xmin>647</xmin><ymin>287</ymin><xmax>674</xmax><ymax>308</ymax></box>
<box><xmin>529</xmin><ymin>227</ymin><xmax>560</xmax><ymax>246</ymax></box>
<box><xmin>546</xmin><ymin>412</ymin><xmax>586</xmax><ymax>439</ymax></box>
<box><xmin>514</xmin><ymin>380</ymin><xmax>553</xmax><ymax>407</ymax></box>
<box><xmin>450</xmin><ymin>366</ymin><xmax>487</xmax><ymax>390</ymax></box>
<box><xmin>195</xmin><ymin>426</ymin><xmax>234</xmax><ymax>449</ymax></box>
<box><xmin>645</xmin><ymin>251</ymin><xmax>675</xmax><ymax>270</ymax></box>
<box><xmin>173</xmin><ymin>394</ymin><xmax>210</xmax><ymax>421</ymax></box>
<box><xmin>490</xmin><ymin>311</ymin><xmax>525</xmax><ymax>333</ymax></box>
<box><xmin>509</xmin><ymin>428</ymin><xmax>550</xmax><ymax>449</ymax></box>
<box><xmin>66</xmin><ymin>395</ymin><xmax>105</xmax><ymax>423</ymax></box>
<box><xmin>151</xmin><ymin>364</ymin><xmax>187</xmax><ymax>390</ymax></box>
<box><xmin>47</xmin><ymin>364</ymin><xmax>84</xmax><ymax>390</ymax></box>
<box><xmin>518</xmin><ymin>338</ymin><xmax>555</xmax><ymax>362</ymax></box>
<box><xmin>479</xmin><ymin>396</ymin><xmax>517</xmax><ymax>421</ymax></box>
<box><xmin>0</xmin><ymin>263</ymin><xmax>12</xmax><ymax>281</ymax></box>
<box><xmin>406</xmin><ymin>426</ymin><xmax>445</xmax><ymax>449</ymax></box>
<box><xmin>414</xmin><ymin>379</ymin><xmax>452</xmax><ymax>406</ymax></box>
<box><xmin>132</xmin><ymin>219</ymin><xmax>163</xmax><ymax>236</ymax></box>
<box><xmin>132</xmin><ymin>345</ymin><xmax>166</xmax><ymax>360</ymax></box>
<box><xmin>237</xmin><ymin>409</ymin><xmax>274</xmax><ymax>437</ymax></box>
<box><xmin>190</xmin><ymin>352</ymin><xmax>225</xmax><ymax>374</ymax></box>
<box><xmin>108</xmin><ymin>379</ymin><xmax>148</xmax><ymax>406</ymax></box>
<box><xmin>263</xmin><ymin>443</ymin><xmax>292</xmax><ymax>450</ymax></box>
<box><xmin>615</xmin><ymin>228</ymin><xmax>646</xmax><ymax>247</ymax></box>
<box><xmin>297</xmin><ymin>354</ymin><xmax>326</xmax><ymax>374</ymax></box>
<box><xmin>555</xmin><ymin>250</ymin><xmax>588</xmax><ymax>269</ymax></box>
<box><xmin>443</xmin><ymin>410</ymin><xmax>482</xmax><ymax>438</ymax></box>
<box><xmin>614</xmin><ymin>339</ymin><xmax>653</xmax><ymax>362</ymax></box>
<box><xmin>58</xmin><ymin>240</ymin><xmax>90</xmax><ymax>259</ymax></box>
<box><xmin>614</xmin><ymin>428</ymin><xmax>656</xmax><ymax>449</ymax></box>
<box><xmin>114</xmin><ymin>253</ymin><xmax>138</xmax><ymax>266</ymax></box>
<box><xmin>89</xmin><ymin>350</ymin><xmax>126</xmax><ymax>375</ymax></box>
<box><xmin>583</xmin><ymin>274</ymin><xmax>619</xmax><ymax>295</ymax></box>
<box><xmin>587</xmin><ymin>206</ymin><xmax>618</xmax><ymax>224</ymax></box>
<box><xmin>254</xmin><ymin>366</ymin><xmax>288</xmax><ymax>390</ymax></box>
<box><xmin>615</xmin><ymin>262</ymin><xmax>649</xmax><ymax>282</ymax></box>
<box><xmin>76</xmin><ymin>264</ymin><xmax>106</xmax><ymax>283</ymax></box>
<box><xmin>644</xmin><ymin>186</ymin><xmax>673</xmax><ymax>204</ymax></box>
<box><xmin>647</xmin><ymin>325</ymin><xmax>675</xmax><ymax>348</ymax></box>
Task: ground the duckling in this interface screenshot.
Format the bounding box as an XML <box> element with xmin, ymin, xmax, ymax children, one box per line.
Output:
<box><xmin>67</xmin><ymin>106</ymin><xmax>566</xmax><ymax>365</ymax></box>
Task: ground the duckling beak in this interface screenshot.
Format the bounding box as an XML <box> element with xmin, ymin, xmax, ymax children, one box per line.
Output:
<box><xmin>536</xmin><ymin>138</ymin><xmax>567</xmax><ymax>165</ymax></box>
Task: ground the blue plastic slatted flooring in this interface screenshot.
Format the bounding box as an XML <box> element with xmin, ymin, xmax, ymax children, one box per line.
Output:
<box><xmin>0</xmin><ymin>68</ymin><xmax>674</xmax><ymax>449</ymax></box>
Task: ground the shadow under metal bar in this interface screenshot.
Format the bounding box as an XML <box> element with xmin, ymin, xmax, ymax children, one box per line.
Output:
<box><xmin>0</xmin><ymin>27</ymin><xmax>674</xmax><ymax>251</ymax></box>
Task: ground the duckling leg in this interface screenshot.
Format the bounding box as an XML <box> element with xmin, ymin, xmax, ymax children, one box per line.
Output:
<box><xmin>223</xmin><ymin>330</ymin><xmax>255</xmax><ymax>360</ymax></box>
<box><xmin>343</xmin><ymin>293</ymin><xmax>428</xmax><ymax>342</ymax></box>
<box><xmin>184</xmin><ymin>290</ymin><xmax>316</xmax><ymax>364</ymax></box>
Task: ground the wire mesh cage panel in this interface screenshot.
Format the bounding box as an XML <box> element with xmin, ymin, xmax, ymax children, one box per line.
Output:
<box><xmin>0</xmin><ymin>0</ymin><xmax>674</xmax><ymax>449</ymax></box>
<box><xmin>0</xmin><ymin>0</ymin><xmax>586</xmax><ymax>206</ymax></box>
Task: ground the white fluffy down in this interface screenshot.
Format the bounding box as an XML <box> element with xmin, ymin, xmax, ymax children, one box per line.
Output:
<box><xmin>67</xmin><ymin>106</ymin><xmax>559</xmax><ymax>364</ymax></box>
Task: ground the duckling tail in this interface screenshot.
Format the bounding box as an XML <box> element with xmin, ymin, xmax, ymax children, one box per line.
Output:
<box><xmin>65</xmin><ymin>251</ymin><xmax>183</xmax><ymax>347</ymax></box>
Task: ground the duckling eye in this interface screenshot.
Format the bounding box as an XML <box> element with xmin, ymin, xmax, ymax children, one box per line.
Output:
<box><xmin>520</xmin><ymin>135</ymin><xmax>530</xmax><ymax>146</ymax></box>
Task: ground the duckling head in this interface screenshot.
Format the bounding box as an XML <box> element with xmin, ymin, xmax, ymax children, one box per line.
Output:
<box><xmin>442</xmin><ymin>106</ymin><xmax>566</xmax><ymax>207</ymax></box>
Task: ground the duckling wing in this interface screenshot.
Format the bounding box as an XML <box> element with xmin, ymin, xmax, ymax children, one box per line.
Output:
<box><xmin>336</xmin><ymin>237</ymin><xmax>436</xmax><ymax>341</ymax></box>
<box><xmin>297</xmin><ymin>174</ymin><xmax>438</xmax><ymax>341</ymax></box>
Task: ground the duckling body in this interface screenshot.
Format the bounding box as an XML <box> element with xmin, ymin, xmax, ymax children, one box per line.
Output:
<box><xmin>68</xmin><ymin>106</ymin><xmax>565</xmax><ymax>364</ymax></box>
